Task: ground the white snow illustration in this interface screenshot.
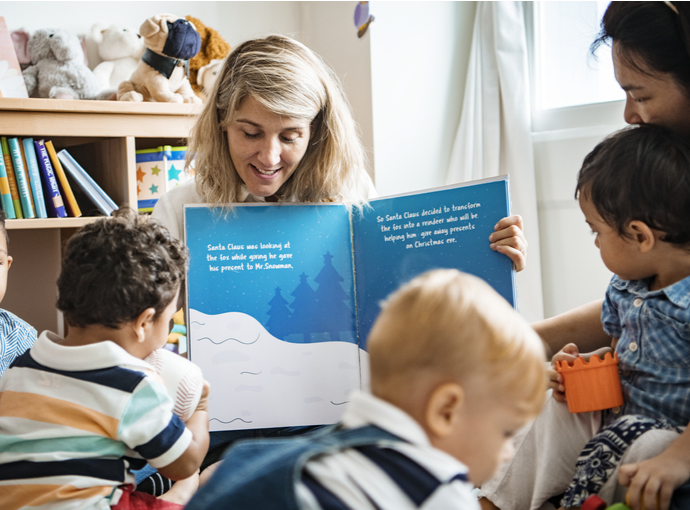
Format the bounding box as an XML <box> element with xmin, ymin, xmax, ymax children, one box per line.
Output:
<box><xmin>189</xmin><ymin>309</ymin><xmax>368</xmax><ymax>431</ymax></box>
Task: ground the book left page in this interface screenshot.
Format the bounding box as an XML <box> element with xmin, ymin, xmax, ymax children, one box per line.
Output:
<box><xmin>184</xmin><ymin>203</ymin><xmax>362</xmax><ymax>432</ymax></box>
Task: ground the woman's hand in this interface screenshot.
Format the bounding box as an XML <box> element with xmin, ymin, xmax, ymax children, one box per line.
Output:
<box><xmin>620</xmin><ymin>446</ymin><xmax>690</xmax><ymax>510</ymax></box>
<box><xmin>548</xmin><ymin>343</ymin><xmax>579</xmax><ymax>403</ymax></box>
<box><xmin>489</xmin><ymin>215</ymin><xmax>527</xmax><ymax>272</ymax></box>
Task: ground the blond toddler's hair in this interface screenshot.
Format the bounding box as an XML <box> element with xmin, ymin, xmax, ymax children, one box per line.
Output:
<box><xmin>368</xmin><ymin>269</ymin><xmax>546</xmax><ymax>417</ymax></box>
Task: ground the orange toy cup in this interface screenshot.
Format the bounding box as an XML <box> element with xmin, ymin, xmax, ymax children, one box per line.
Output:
<box><xmin>557</xmin><ymin>352</ymin><xmax>624</xmax><ymax>413</ymax></box>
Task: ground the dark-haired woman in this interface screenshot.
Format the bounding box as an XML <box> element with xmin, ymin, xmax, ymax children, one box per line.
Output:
<box><xmin>482</xmin><ymin>3</ymin><xmax>690</xmax><ymax>510</ymax></box>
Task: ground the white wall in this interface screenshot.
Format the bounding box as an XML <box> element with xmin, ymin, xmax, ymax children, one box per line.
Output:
<box><xmin>370</xmin><ymin>1</ymin><xmax>477</xmax><ymax>196</ymax></box>
<box><xmin>299</xmin><ymin>2</ymin><xmax>375</xmax><ymax>176</ymax></box>
<box><xmin>534</xmin><ymin>116</ymin><xmax>626</xmax><ymax>318</ymax></box>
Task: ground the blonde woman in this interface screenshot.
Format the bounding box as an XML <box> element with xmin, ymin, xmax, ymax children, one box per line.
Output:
<box><xmin>148</xmin><ymin>35</ymin><xmax>529</xmax><ymax>488</ymax></box>
<box><xmin>152</xmin><ymin>35</ymin><xmax>527</xmax><ymax>267</ymax></box>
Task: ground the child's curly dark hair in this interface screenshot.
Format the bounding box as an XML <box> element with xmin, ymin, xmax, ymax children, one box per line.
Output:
<box><xmin>57</xmin><ymin>208</ymin><xmax>189</xmax><ymax>329</ymax></box>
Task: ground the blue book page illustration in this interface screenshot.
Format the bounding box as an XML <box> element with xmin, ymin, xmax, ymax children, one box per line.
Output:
<box><xmin>353</xmin><ymin>176</ymin><xmax>515</xmax><ymax>349</ymax></box>
<box><xmin>185</xmin><ymin>204</ymin><xmax>363</xmax><ymax>431</ymax></box>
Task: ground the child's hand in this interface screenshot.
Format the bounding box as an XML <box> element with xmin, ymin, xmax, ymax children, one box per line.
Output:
<box><xmin>548</xmin><ymin>343</ymin><xmax>579</xmax><ymax>403</ymax></box>
<box><xmin>195</xmin><ymin>380</ymin><xmax>210</xmax><ymax>413</ymax></box>
<box><xmin>619</xmin><ymin>450</ymin><xmax>690</xmax><ymax>510</ymax></box>
<box><xmin>489</xmin><ymin>215</ymin><xmax>527</xmax><ymax>272</ymax></box>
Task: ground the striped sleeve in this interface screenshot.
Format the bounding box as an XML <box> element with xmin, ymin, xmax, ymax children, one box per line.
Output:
<box><xmin>118</xmin><ymin>376</ymin><xmax>192</xmax><ymax>469</ymax></box>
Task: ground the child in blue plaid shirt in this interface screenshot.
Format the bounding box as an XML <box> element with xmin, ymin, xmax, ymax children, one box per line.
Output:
<box><xmin>480</xmin><ymin>124</ymin><xmax>690</xmax><ymax>510</ymax></box>
<box><xmin>0</xmin><ymin>211</ymin><xmax>36</xmax><ymax>376</ymax></box>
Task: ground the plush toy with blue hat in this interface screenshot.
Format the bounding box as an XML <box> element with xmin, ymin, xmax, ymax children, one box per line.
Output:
<box><xmin>118</xmin><ymin>13</ymin><xmax>202</xmax><ymax>103</ymax></box>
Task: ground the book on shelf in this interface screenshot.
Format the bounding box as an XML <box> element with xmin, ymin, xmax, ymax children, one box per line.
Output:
<box><xmin>45</xmin><ymin>141</ymin><xmax>81</xmax><ymax>218</ymax></box>
<box><xmin>21</xmin><ymin>139</ymin><xmax>47</xmax><ymax>218</ymax></box>
<box><xmin>7</xmin><ymin>138</ymin><xmax>35</xmax><ymax>219</ymax></box>
<box><xmin>33</xmin><ymin>140</ymin><xmax>67</xmax><ymax>218</ymax></box>
<box><xmin>56</xmin><ymin>149</ymin><xmax>117</xmax><ymax>216</ymax></box>
<box><xmin>0</xmin><ymin>138</ymin><xmax>22</xmax><ymax>219</ymax></box>
<box><xmin>184</xmin><ymin>175</ymin><xmax>515</xmax><ymax>431</ymax></box>
<box><xmin>18</xmin><ymin>141</ymin><xmax>37</xmax><ymax>217</ymax></box>
<box><xmin>0</xmin><ymin>17</ymin><xmax>29</xmax><ymax>98</ymax></box>
<box><xmin>0</xmin><ymin>141</ymin><xmax>16</xmax><ymax>219</ymax></box>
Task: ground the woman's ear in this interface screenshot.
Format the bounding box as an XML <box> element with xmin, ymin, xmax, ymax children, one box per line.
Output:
<box><xmin>132</xmin><ymin>307</ymin><xmax>156</xmax><ymax>344</ymax></box>
<box><xmin>628</xmin><ymin>220</ymin><xmax>656</xmax><ymax>253</ymax></box>
<box><xmin>425</xmin><ymin>382</ymin><xmax>464</xmax><ymax>439</ymax></box>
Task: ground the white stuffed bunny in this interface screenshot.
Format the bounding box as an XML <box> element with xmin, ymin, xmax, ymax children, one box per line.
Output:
<box><xmin>91</xmin><ymin>24</ymin><xmax>145</xmax><ymax>92</ymax></box>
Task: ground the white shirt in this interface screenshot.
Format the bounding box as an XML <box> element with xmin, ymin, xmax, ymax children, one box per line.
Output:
<box><xmin>151</xmin><ymin>173</ymin><xmax>378</xmax><ymax>241</ymax></box>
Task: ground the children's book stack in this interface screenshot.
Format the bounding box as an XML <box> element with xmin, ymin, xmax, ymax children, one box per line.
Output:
<box><xmin>0</xmin><ymin>137</ymin><xmax>117</xmax><ymax>219</ymax></box>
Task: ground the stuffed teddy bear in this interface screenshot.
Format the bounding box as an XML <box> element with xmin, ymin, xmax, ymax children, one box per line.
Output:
<box><xmin>184</xmin><ymin>15</ymin><xmax>231</xmax><ymax>99</ymax></box>
<box><xmin>23</xmin><ymin>28</ymin><xmax>100</xmax><ymax>100</ymax></box>
<box><xmin>196</xmin><ymin>58</ymin><xmax>223</xmax><ymax>99</ymax></box>
<box><xmin>118</xmin><ymin>14</ymin><xmax>202</xmax><ymax>104</ymax></box>
<box><xmin>90</xmin><ymin>23</ymin><xmax>145</xmax><ymax>92</ymax></box>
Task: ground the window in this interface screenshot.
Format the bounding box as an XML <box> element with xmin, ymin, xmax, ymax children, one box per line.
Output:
<box><xmin>533</xmin><ymin>1</ymin><xmax>624</xmax><ymax>110</ymax></box>
<box><xmin>527</xmin><ymin>1</ymin><xmax>626</xmax><ymax>132</ymax></box>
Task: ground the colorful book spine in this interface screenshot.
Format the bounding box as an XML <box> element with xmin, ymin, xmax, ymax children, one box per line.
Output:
<box><xmin>0</xmin><ymin>137</ymin><xmax>22</xmax><ymax>219</ymax></box>
<box><xmin>45</xmin><ymin>141</ymin><xmax>81</xmax><ymax>218</ymax></box>
<box><xmin>7</xmin><ymin>137</ymin><xmax>35</xmax><ymax>219</ymax></box>
<box><xmin>56</xmin><ymin>150</ymin><xmax>116</xmax><ymax>216</ymax></box>
<box><xmin>18</xmin><ymin>142</ymin><xmax>37</xmax><ymax>216</ymax></box>
<box><xmin>0</xmin><ymin>142</ymin><xmax>16</xmax><ymax>219</ymax></box>
<box><xmin>21</xmin><ymin>138</ymin><xmax>47</xmax><ymax>218</ymax></box>
<box><xmin>33</xmin><ymin>140</ymin><xmax>66</xmax><ymax>218</ymax></box>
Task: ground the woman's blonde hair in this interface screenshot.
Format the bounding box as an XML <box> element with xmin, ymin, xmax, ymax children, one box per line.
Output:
<box><xmin>188</xmin><ymin>35</ymin><xmax>370</xmax><ymax>206</ymax></box>
<box><xmin>368</xmin><ymin>269</ymin><xmax>546</xmax><ymax>417</ymax></box>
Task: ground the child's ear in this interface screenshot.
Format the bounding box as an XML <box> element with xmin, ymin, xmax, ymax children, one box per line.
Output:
<box><xmin>132</xmin><ymin>307</ymin><xmax>156</xmax><ymax>343</ymax></box>
<box><xmin>628</xmin><ymin>221</ymin><xmax>656</xmax><ymax>253</ymax></box>
<box><xmin>7</xmin><ymin>255</ymin><xmax>12</xmax><ymax>270</ymax></box>
<box><xmin>425</xmin><ymin>382</ymin><xmax>464</xmax><ymax>439</ymax></box>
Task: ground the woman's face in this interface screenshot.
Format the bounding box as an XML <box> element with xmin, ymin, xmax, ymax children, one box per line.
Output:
<box><xmin>226</xmin><ymin>96</ymin><xmax>312</xmax><ymax>198</ymax></box>
<box><xmin>613</xmin><ymin>41</ymin><xmax>690</xmax><ymax>135</ymax></box>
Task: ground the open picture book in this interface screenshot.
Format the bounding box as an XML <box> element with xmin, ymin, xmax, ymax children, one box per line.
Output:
<box><xmin>184</xmin><ymin>175</ymin><xmax>516</xmax><ymax>431</ymax></box>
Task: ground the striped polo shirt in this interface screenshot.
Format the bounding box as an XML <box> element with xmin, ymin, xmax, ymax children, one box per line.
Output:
<box><xmin>0</xmin><ymin>331</ymin><xmax>192</xmax><ymax>510</ymax></box>
<box><xmin>296</xmin><ymin>391</ymin><xmax>478</xmax><ymax>509</ymax></box>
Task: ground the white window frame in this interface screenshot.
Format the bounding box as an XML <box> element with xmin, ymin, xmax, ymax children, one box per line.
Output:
<box><xmin>524</xmin><ymin>1</ymin><xmax>625</xmax><ymax>134</ymax></box>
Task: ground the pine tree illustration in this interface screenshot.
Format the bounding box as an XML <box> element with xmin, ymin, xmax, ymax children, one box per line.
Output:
<box><xmin>313</xmin><ymin>251</ymin><xmax>355</xmax><ymax>341</ymax></box>
<box><xmin>288</xmin><ymin>273</ymin><xmax>319</xmax><ymax>342</ymax></box>
<box><xmin>265</xmin><ymin>287</ymin><xmax>291</xmax><ymax>340</ymax></box>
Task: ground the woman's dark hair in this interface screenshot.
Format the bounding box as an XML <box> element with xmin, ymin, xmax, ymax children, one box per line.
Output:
<box><xmin>57</xmin><ymin>208</ymin><xmax>188</xmax><ymax>328</ymax></box>
<box><xmin>576</xmin><ymin>124</ymin><xmax>690</xmax><ymax>247</ymax></box>
<box><xmin>592</xmin><ymin>2</ymin><xmax>690</xmax><ymax>95</ymax></box>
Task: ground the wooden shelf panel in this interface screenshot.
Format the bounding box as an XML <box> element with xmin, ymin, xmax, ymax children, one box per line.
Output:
<box><xmin>6</xmin><ymin>217</ymin><xmax>101</xmax><ymax>230</ymax></box>
<box><xmin>0</xmin><ymin>98</ymin><xmax>202</xmax><ymax>116</ymax></box>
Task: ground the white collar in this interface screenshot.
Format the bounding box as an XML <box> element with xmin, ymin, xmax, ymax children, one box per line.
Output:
<box><xmin>342</xmin><ymin>391</ymin><xmax>470</xmax><ymax>483</ymax></box>
<box><xmin>31</xmin><ymin>330</ymin><xmax>153</xmax><ymax>373</ymax></box>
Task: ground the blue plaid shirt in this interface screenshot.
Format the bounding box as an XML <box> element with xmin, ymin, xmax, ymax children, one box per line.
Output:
<box><xmin>0</xmin><ymin>308</ymin><xmax>36</xmax><ymax>377</ymax></box>
<box><xmin>602</xmin><ymin>274</ymin><xmax>690</xmax><ymax>428</ymax></box>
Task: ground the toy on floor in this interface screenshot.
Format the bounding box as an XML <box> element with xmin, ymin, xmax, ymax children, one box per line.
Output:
<box><xmin>90</xmin><ymin>23</ymin><xmax>145</xmax><ymax>95</ymax></box>
<box><xmin>23</xmin><ymin>28</ymin><xmax>100</xmax><ymax>100</ymax></box>
<box><xmin>582</xmin><ymin>491</ymin><xmax>661</xmax><ymax>510</ymax></box>
<box><xmin>184</xmin><ymin>15</ymin><xmax>231</xmax><ymax>99</ymax></box>
<box><xmin>118</xmin><ymin>13</ymin><xmax>202</xmax><ymax>103</ymax></box>
<box><xmin>556</xmin><ymin>351</ymin><xmax>624</xmax><ymax>413</ymax></box>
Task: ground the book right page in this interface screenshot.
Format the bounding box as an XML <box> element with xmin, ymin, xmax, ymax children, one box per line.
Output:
<box><xmin>352</xmin><ymin>176</ymin><xmax>516</xmax><ymax>350</ymax></box>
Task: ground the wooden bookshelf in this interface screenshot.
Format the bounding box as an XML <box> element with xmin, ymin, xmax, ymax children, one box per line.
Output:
<box><xmin>0</xmin><ymin>98</ymin><xmax>200</xmax><ymax>334</ymax></box>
